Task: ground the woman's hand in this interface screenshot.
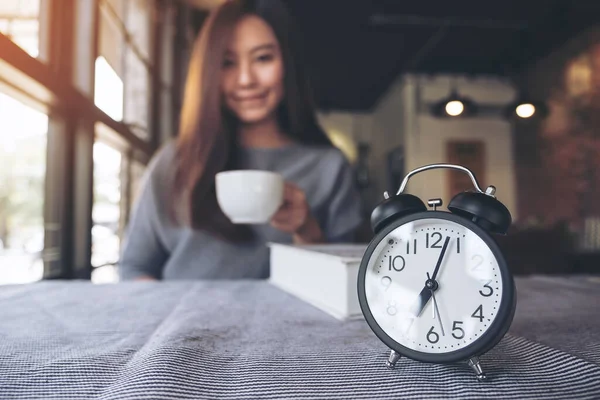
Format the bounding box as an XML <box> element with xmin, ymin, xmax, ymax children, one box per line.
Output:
<box><xmin>270</xmin><ymin>182</ymin><xmax>325</xmax><ymax>244</ymax></box>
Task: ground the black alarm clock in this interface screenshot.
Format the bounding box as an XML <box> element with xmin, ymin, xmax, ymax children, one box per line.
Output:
<box><xmin>357</xmin><ymin>163</ymin><xmax>516</xmax><ymax>381</ymax></box>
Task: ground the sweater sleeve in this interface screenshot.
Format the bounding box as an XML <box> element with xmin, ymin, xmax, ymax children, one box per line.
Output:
<box><xmin>321</xmin><ymin>150</ymin><xmax>364</xmax><ymax>242</ymax></box>
<box><xmin>118</xmin><ymin>147</ymin><xmax>171</xmax><ymax>280</ymax></box>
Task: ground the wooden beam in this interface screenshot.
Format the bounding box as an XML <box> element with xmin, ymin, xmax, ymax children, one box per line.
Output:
<box><xmin>0</xmin><ymin>32</ymin><xmax>152</xmax><ymax>157</ymax></box>
<box><xmin>149</xmin><ymin>0</ymin><xmax>165</xmax><ymax>151</ymax></box>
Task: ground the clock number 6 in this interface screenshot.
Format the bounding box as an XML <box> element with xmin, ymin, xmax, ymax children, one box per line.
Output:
<box><xmin>452</xmin><ymin>321</ymin><xmax>465</xmax><ymax>339</ymax></box>
<box><xmin>427</xmin><ymin>326</ymin><xmax>439</xmax><ymax>344</ymax></box>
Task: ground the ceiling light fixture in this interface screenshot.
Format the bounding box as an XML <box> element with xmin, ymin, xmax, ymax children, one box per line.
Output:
<box><xmin>432</xmin><ymin>88</ymin><xmax>477</xmax><ymax>118</ymax></box>
<box><xmin>515</xmin><ymin>103</ymin><xmax>535</xmax><ymax>118</ymax></box>
<box><xmin>504</xmin><ymin>96</ymin><xmax>548</xmax><ymax>120</ymax></box>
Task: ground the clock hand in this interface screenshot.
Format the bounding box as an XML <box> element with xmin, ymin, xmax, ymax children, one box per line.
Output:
<box><xmin>431</xmin><ymin>288</ymin><xmax>445</xmax><ymax>336</ymax></box>
<box><xmin>427</xmin><ymin>273</ymin><xmax>436</xmax><ymax>320</ymax></box>
<box><xmin>408</xmin><ymin>287</ymin><xmax>432</xmax><ymax>317</ymax></box>
<box><xmin>408</xmin><ymin>237</ymin><xmax>450</xmax><ymax>317</ymax></box>
<box><xmin>432</xmin><ymin>290</ymin><xmax>436</xmax><ymax>319</ymax></box>
<box><xmin>429</xmin><ymin>236</ymin><xmax>451</xmax><ymax>282</ymax></box>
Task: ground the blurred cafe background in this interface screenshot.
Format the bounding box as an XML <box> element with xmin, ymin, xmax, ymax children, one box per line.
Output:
<box><xmin>0</xmin><ymin>0</ymin><xmax>599</xmax><ymax>284</ymax></box>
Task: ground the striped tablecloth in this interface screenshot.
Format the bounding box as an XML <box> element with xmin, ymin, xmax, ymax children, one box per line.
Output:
<box><xmin>0</xmin><ymin>276</ymin><xmax>598</xmax><ymax>399</ymax></box>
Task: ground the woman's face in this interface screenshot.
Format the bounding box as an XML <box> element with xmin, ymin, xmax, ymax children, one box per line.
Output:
<box><xmin>220</xmin><ymin>15</ymin><xmax>285</xmax><ymax>125</ymax></box>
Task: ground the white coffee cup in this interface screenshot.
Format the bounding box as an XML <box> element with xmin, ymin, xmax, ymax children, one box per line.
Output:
<box><xmin>215</xmin><ymin>170</ymin><xmax>285</xmax><ymax>224</ymax></box>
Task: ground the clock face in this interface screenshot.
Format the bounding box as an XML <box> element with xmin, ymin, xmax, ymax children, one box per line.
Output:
<box><xmin>362</xmin><ymin>214</ymin><xmax>507</xmax><ymax>360</ymax></box>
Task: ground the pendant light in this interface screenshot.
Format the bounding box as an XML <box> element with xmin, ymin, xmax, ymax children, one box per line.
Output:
<box><xmin>431</xmin><ymin>81</ymin><xmax>478</xmax><ymax>118</ymax></box>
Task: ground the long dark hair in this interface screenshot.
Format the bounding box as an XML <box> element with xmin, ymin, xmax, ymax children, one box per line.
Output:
<box><xmin>172</xmin><ymin>0</ymin><xmax>332</xmax><ymax>242</ymax></box>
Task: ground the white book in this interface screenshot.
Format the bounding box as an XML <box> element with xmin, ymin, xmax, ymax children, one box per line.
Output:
<box><xmin>268</xmin><ymin>243</ymin><xmax>368</xmax><ymax>320</ymax></box>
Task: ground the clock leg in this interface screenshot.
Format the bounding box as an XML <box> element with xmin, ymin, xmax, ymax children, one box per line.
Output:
<box><xmin>467</xmin><ymin>356</ymin><xmax>487</xmax><ymax>381</ymax></box>
<box><xmin>386</xmin><ymin>350</ymin><xmax>401</xmax><ymax>369</ymax></box>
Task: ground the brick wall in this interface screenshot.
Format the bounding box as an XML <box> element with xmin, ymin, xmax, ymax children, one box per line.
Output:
<box><xmin>514</xmin><ymin>27</ymin><xmax>600</xmax><ymax>232</ymax></box>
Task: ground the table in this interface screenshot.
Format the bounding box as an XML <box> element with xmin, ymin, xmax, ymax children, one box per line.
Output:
<box><xmin>0</xmin><ymin>276</ymin><xmax>599</xmax><ymax>399</ymax></box>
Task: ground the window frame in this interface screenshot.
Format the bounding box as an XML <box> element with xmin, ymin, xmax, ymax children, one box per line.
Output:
<box><xmin>0</xmin><ymin>0</ymin><xmax>188</xmax><ymax>280</ymax></box>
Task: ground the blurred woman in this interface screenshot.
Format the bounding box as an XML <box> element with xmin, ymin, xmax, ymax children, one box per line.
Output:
<box><xmin>119</xmin><ymin>0</ymin><xmax>363</xmax><ymax>280</ymax></box>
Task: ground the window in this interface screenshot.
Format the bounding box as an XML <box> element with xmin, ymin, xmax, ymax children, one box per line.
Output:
<box><xmin>91</xmin><ymin>57</ymin><xmax>126</xmax><ymax>283</ymax></box>
<box><xmin>126</xmin><ymin>0</ymin><xmax>150</xmax><ymax>60</ymax></box>
<box><xmin>130</xmin><ymin>160</ymin><xmax>146</xmax><ymax>212</ymax></box>
<box><xmin>160</xmin><ymin>88</ymin><xmax>174</xmax><ymax>141</ymax></box>
<box><xmin>124</xmin><ymin>46</ymin><xmax>150</xmax><ymax>139</ymax></box>
<box><xmin>0</xmin><ymin>90</ymin><xmax>47</xmax><ymax>284</ymax></box>
<box><xmin>123</xmin><ymin>0</ymin><xmax>151</xmax><ymax>139</ymax></box>
<box><xmin>91</xmin><ymin>139</ymin><xmax>122</xmax><ymax>283</ymax></box>
<box><xmin>95</xmin><ymin>56</ymin><xmax>124</xmax><ymax>121</ymax></box>
<box><xmin>1</xmin><ymin>0</ymin><xmax>178</xmax><ymax>282</ymax></box>
<box><xmin>0</xmin><ymin>0</ymin><xmax>41</xmax><ymax>58</ymax></box>
<box><xmin>98</xmin><ymin>0</ymin><xmax>151</xmax><ymax>140</ymax></box>
<box><xmin>91</xmin><ymin>136</ymin><xmax>149</xmax><ymax>284</ymax></box>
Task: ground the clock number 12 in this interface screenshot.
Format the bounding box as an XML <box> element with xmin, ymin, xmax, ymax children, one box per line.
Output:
<box><xmin>426</xmin><ymin>232</ymin><xmax>443</xmax><ymax>248</ymax></box>
<box><xmin>426</xmin><ymin>233</ymin><xmax>460</xmax><ymax>254</ymax></box>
